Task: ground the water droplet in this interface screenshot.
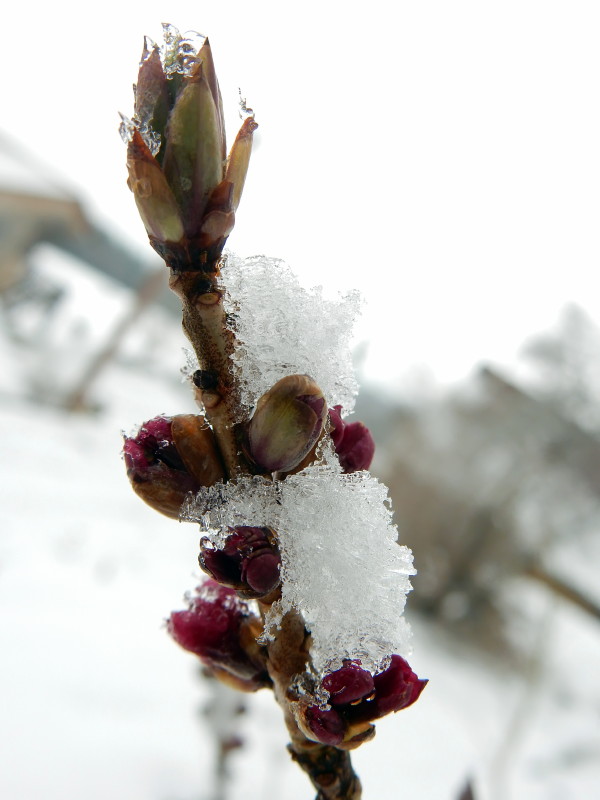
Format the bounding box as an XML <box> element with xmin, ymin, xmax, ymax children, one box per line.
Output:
<box><xmin>238</xmin><ymin>91</ymin><xmax>255</xmax><ymax>121</ymax></box>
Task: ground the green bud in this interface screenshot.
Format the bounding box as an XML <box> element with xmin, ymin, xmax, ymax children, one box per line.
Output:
<box><xmin>246</xmin><ymin>375</ymin><xmax>327</xmax><ymax>473</ymax></box>
<box><xmin>123</xmin><ymin>28</ymin><xmax>258</xmax><ymax>270</ymax></box>
<box><xmin>127</xmin><ymin>130</ymin><xmax>185</xmax><ymax>243</ymax></box>
<box><xmin>225</xmin><ymin>116</ymin><xmax>259</xmax><ymax>211</ymax></box>
<box><xmin>162</xmin><ymin>72</ymin><xmax>223</xmax><ymax>236</ymax></box>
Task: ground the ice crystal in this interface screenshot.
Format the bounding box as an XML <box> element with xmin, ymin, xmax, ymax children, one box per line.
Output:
<box><xmin>161</xmin><ymin>23</ymin><xmax>205</xmax><ymax>78</ymax></box>
<box><xmin>118</xmin><ymin>113</ymin><xmax>135</xmax><ymax>144</ymax></box>
<box><xmin>221</xmin><ymin>255</ymin><xmax>361</xmax><ymax>419</ymax></box>
<box><xmin>118</xmin><ymin>112</ymin><xmax>161</xmax><ymax>156</ymax></box>
<box><xmin>184</xmin><ymin>443</ymin><xmax>414</xmax><ymax>675</ymax></box>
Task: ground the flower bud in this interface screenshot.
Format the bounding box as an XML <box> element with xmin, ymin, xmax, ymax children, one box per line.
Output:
<box><xmin>322</xmin><ymin>660</ymin><xmax>374</xmax><ymax>705</ymax></box>
<box><xmin>370</xmin><ymin>654</ymin><xmax>428</xmax><ymax>717</ymax></box>
<box><xmin>167</xmin><ymin>580</ymin><xmax>270</xmax><ymax>690</ymax></box>
<box><xmin>200</xmin><ymin>526</ymin><xmax>281</xmax><ymax>597</ymax></box>
<box><xmin>308</xmin><ymin>655</ymin><xmax>427</xmax><ymax>747</ymax></box>
<box><xmin>336</xmin><ymin>422</ymin><xmax>375</xmax><ymax>473</ymax></box>
<box><xmin>303</xmin><ymin>705</ymin><xmax>347</xmax><ymax>746</ymax></box>
<box><xmin>327</xmin><ymin>405</ymin><xmax>375</xmax><ymax>473</ymax></box>
<box><xmin>246</xmin><ymin>375</ymin><xmax>327</xmax><ymax>473</ymax></box>
<box><xmin>123</xmin><ymin>414</ymin><xmax>225</xmax><ymax>519</ymax></box>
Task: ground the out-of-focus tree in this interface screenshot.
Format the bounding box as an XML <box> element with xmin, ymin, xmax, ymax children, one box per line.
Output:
<box><xmin>357</xmin><ymin>347</ymin><xmax>600</xmax><ymax>663</ymax></box>
<box><xmin>521</xmin><ymin>304</ymin><xmax>600</xmax><ymax>433</ymax></box>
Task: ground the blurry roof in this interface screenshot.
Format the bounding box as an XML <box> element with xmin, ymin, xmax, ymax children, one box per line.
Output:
<box><xmin>0</xmin><ymin>132</ymin><xmax>178</xmax><ymax>312</ymax></box>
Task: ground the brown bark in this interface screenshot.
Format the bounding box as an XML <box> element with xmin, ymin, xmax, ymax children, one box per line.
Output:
<box><xmin>264</xmin><ymin>609</ymin><xmax>362</xmax><ymax>800</ymax></box>
<box><xmin>168</xmin><ymin>267</ymin><xmax>249</xmax><ymax>478</ymax></box>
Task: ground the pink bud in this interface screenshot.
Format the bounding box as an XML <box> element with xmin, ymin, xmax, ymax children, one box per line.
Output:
<box><xmin>304</xmin><ymin>705</ymin><xmax>347</xmax><ymax>746</ymax></box>
<box><xmin>123</xmin><ymin>416</ymin><xmax>201</xmax><ymax>518</ymax></box>
<box><xmin>322</xmin><ymin>660</ymin><xmax>375</xmax><ymax>706</ymax></box>
<box><xmin>199</xmin><ymin>526</ymin><xmax>281</xmax><ymax>597</ymax></box>
<box><xmin>319</xmin><ymin>655</ymin><xmax>427</xmax><ymax>729</ymax></box>
<box><xmin>123</xmin><ymin>414</ymin><xmax>225</xmax><ymax>519</ymax></box>
<box><xmin>167</xmin><ymin>580</ymin><xmax>269</xmax><ymax>688</ymax></box>
<box><xmin>371</xmin><ymin>654</ymin><xmax>428</xmax><ymax>716</ymax></box>
<box><xmin>336</xmin><ymin>422</ymin><xmax>375</xmax><ymax>473</ymax></box>
<box><xmin>327</xmin><ymin>406</ymin><xmax>375</xmax><ymax>473</ymax></box>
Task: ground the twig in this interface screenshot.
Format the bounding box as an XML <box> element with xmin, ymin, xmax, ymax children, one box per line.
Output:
<box><xmin>524</xmin><ymin>564</ymin><xmax>600</xmax><ymax>623</ymax></box>
<box><xmin>264</xmin><ymin>609</ymin><xmax>362</xmax><ymax>800</ymax></box>
<box><xmin>168</xmin><ymin>267</ymin><xmax>249</xmax><ymax>478</ymax></box>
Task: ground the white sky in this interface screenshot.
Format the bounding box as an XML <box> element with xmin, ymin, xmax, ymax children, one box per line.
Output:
<box><xmin>3</xmin><ymin>1</ymin><xmax>600</xmax><ymax>386</ymax></box>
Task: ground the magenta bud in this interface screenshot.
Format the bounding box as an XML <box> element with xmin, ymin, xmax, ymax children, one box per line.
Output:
<box><xmin>123</xmin><ymin>416</ymin><xmax>201</xmax><ymax>518</ymax></box>
<box><xmin>246</xmin><ymin>375</ymin><xmax>327</xmax><ymax>473</ymax></box>
<box><xmin>336</xmin><ymin>421</ymin><xmax>375</xmax><ymax>473</ymax></box>
<box><xmin>243</xmin><ymin>552</ymin><xmax>281</xmax><ymax>595</ymax></box>
<box><xmin>123</xmin><ymin>414</ymin><xmax>225</xmax><ymax>519</ymax></box>
<box><xmin>327</xmin><ymin>406</ymin><xmax>375</xmax><ymax>473</ymax></box>
<box><xmin>320</xmin><ymin>654</ymin><xmax>427</xmax><ymax>732</ymax></box>
<box><xmin>200</xmin><ymin>526</ymin><xmax>281</xmax><ymax>597</ymax></box>
<box><xmin>322</xmin><ymin>660</ymin><xmax>375</xmax><ymax>706</ymax></box>
<box><xmin>371</xmin><ymin>655</ymin><xmax>428</xmax><ymax>716</ymax></box>
<box><xmin>304</xmin><ymin>705</ymin><xmax>347</xmax><ymax>746</ymax></box>
<box><xmin>167</xmin><ymin>580</ymin><xmax>269</xmax><ymax>687</ymax></box>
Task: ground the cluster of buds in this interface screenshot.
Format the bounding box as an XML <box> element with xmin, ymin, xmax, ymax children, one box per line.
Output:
<box><xmin>123</xmin><ymin>375</ymin><xmax>332</xmax><ymax>518</ymax></box>
<box><xmin>124</xmin><ymin>26</ymin><xmax>257</xmax><ymax>272</ymax></box>
<box><xmin>168</xmin><ymin>580</ymin><xmax>270</xmax><ymax>692</ymax></box>
<box><xmin>298</xmin><ymin>657</ymin><xmax>428</xmax><ymax>749</ymax></box>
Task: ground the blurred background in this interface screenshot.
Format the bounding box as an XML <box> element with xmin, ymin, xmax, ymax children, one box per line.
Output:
<box><xmin>1</xmin><ymin>2</ymin><xmax>599</xmax><ymax>799</ymax></box>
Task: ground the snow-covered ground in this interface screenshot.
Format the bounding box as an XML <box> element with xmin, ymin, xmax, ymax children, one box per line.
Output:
<box><xmin>1</xmin><ymin>255</ymin><xmax>599</xmax><ymax>800</ymax></box>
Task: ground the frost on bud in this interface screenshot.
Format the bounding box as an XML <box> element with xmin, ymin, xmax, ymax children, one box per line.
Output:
<box><xmin>328</xmin><ymin>405</ymin><xmax>375</xmax><ymax>473</ymax></box>
<box><xmin>123</xmin><ymin>414</ymin><xmax>225</xmax><ymax>519</ymax></box>
<box><xmin>200</xmin><ymin>526</ymin><xmax>281</xmax><ymax>598</ymax></box>
<box><xmin>301</xmin><ymin>656</ymin><xmax>427</xmax><ymax>748</ymax></box>
<box><xmin>245</xmin><ymin>375</ymin><xmax>327</xmax><ymax>473</ymax></box>
<box><xmin>123</xmin><ymin>28</ymin><xmax>257</xmax><ymax>272</ymax></box>
<box><xmin>167</xmin><ymin>580</ymin><xmax>270</xmax><ymax>691</ymax></box>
